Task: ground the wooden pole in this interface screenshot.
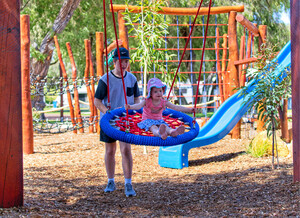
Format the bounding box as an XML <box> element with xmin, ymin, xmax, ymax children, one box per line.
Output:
<box><xmin>118</xmin><ymin>12</ymin><xmax>129</xmax><ymax>50</ymax></box>
<box><xmin>21</xmin><ymin>15</ymin><xmax>34</xmax><ymax>155</ymax></box>
<box><xmin>84</xmin><ymin>39</ymin><xmax>95</xmax><ymax>133</ymax></box>
<box><xmin>235</xmin><ymin>14</ymin><xmax>259</xmax><ymax>37</ymax></box>
<box><xmin>95</xmin><ymin>32</ymin><xmax>103</xmax><ymax>134</ymax></box>
<box><xmin>89</xmin><ymin>42</ymin><xmax>98</xmax><ymax>133</ymax></box>
<box><xmin>54</xmin><ymin>36</ymin><xmax>77</xmax><ymax>133</ymax></box>
<box><xmin>291</xmin><ymin>0</ymin><xmax>300</xmax><ymax>182</ymax></box>
<box><xmin>215</xmin><ymin>27</ymin><xmax>224</xmax><ymax>103</ymax></box>
<box><xmin>66</xmin><ymin>42</ymin><xmax>84</xmax><ymax>133</ymax></box>
<box><xmin>238</xmin><ymin>33</ymin><xmax>246</xmax><ymax>87</ymax></box>
<box><xmin>280</xmin><ymin>99</ymin><xmax>289</xmax><ymax>142</ymax></box>
<box><xmin>96</xmin><ymin>32</ymin><xmax>104</xmax><ymax>77</ymax></box>
<box><xmin>258</xmin><ymin>25</ymin><xmax>267</xmax><ymax>50</ymax></box>
<box><xmin>110</xmin><ymin>5</ymin><xmax>244</xmax><ymax>16</ymax></box>
<box><xmin>221</xmin><ymin>34</ymin><xmax>228</xmax><ymax>100</ymax></box>
<box><xmin>228</xmin><ymin>11</ymin><xmax>240</xmax><ymax>139</ymax></box>
<box><xmin>0</xmin><ymin>0</ymin><xmax>23</xmax><ymax>207</ymax></box>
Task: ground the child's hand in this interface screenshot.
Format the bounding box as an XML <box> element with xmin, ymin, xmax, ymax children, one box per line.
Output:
<box><xmin>125</xmin><ymin>104</ymin><xmax>130</xmax><ymax>110</ymax></box>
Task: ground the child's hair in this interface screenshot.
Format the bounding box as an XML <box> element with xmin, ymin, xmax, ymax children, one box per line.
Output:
<box><xmin>147</xmin><ymin>78</ymin><xmax>167</xmax><ymax>98</ymax></box>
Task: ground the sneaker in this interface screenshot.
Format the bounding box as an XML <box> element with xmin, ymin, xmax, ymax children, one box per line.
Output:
<box><xmin>125</xmin><ymin>183</ymin><xmax>136</xmax><ymax>197</ymax></box>
<box><xmin>104</xmin><ymin>181</ymin><xmax>116</xmax><ymax>193</ymax></box>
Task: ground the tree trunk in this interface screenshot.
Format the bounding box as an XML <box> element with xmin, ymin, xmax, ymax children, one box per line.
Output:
<box><xmin>30</xmin><ymin>0</ymin><xmax>82</xmax><ymax>110</ymax></box>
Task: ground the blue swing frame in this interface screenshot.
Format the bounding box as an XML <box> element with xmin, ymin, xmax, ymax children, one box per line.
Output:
<box><xmin>100</xmin><ymin>108</ymin><xmax>199</xmax><ymax>146</ymax></box>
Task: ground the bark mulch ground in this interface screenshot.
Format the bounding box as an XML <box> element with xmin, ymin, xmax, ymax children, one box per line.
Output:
<box><xmin>1</xmin><ymin>130</ymin><xmax>299</xmax><ymax>217</ymax></box>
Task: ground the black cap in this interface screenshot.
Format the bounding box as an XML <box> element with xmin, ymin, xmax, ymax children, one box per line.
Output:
<box><xmin>113</xmin><ymin>47</ymin><xmax>131</xmax><ymax>60</ymax></box>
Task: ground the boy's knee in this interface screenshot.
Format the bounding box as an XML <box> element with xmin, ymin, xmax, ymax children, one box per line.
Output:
<box><xmin>106</xmin><ymin>149</ymin><xmax>116</xmax><ymax>157</ymax></box>
<box><xmin>120</xmin><ymin>145</ymin><xmax>131</xmax><ymax>156</ymax></box>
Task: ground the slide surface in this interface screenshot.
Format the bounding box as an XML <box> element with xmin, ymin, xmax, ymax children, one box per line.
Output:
<box><xmin>159</xmin><ymin>41</ymin><xmax>291</xmax><ymax>169</ymax></box>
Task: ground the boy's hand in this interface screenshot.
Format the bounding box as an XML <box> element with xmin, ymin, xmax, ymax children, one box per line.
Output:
<box><xmin>189</xmin><ymin>108</ymin><xmax>195</xmax><ymax>113</ymax></box>
<box><xmin>125</xmin><ymin>104</ymin><xmax>130</xmax><ymax>110</ymax></box>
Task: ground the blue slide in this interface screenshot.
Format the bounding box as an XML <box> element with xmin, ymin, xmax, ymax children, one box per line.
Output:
<box><xmin>158</xmin><ymin>41</ymin><xmax>291</xmax><ymax>169</ymax></box>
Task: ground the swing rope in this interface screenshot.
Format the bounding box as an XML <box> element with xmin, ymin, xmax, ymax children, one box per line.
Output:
<box><xmin>193</xmin><ymin>0</ymin><xmax>213</xmax><ymax>119</ymax></box>
<box><xmin>165</xmin><ymin>0</ymin><xmax>213</xmax><ymax>125</ymax></box>
<box><xmin>166</xmin><ymin>0</ymin><xmax>205</xmax><ymax>101</ymax></box>
<box><xmin>102</xmin><ymin>0</ymin><xmax>111</xmax><ymax>110</ymax></box>
<box><xmin>108</xmin><ymin>0</ymin><xmax>130</xmax><ymax>131</ymax></box>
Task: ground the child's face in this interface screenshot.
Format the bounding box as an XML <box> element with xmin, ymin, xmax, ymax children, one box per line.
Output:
<box><xmin>114</xmin><ymin>59</ymin><xmax>130</xmax><ymax>74</ymax></box>
<box><xmin>151</xmin><ymin>87</ymin><xmax>164</xmax><ymax>100</ymax></box>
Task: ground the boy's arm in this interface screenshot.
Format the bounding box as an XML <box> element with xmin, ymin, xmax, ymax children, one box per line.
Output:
<box><xmin>94</xmin><ymin>98</ymin><xmax>108</xmax><ymax>114</ymax></box>
<box><xmin>165</xmin><ymin>101</ymin><xmax>194</xmax><ymax>113</ymax></box>
<box><xmin>134</xmin><ymin>97</ymin><xmax>140</xmax><ymax>104</ymax></box>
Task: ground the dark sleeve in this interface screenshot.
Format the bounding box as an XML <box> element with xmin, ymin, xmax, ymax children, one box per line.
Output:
<box><xmin>133</xmin><ymin>81</ymin><xmax>140</xmax><ymax>97</ymax></box>
<box><xmin>95</xmin><ymin>79</ymin><xmax>107</xmax><ymax>100</ymax></box>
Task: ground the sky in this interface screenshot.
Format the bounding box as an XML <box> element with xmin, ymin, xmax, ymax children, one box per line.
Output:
<box><xmin>280</xmin><ymin>10</ymin><xmax>290</xmax><ymax>24</ymax></box>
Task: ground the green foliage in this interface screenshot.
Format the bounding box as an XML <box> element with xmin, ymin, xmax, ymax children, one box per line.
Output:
<box><xmin>123</xmin><ymin>0</ymin><xmax>183</xmax><ymax>90</ymax></box>
<box><xmin>45</xmin><ymin>95</ymin><xmax>57</xmax><ymax>104</ymax></box>
<box><xmin>240</xmin><ymin>41</ymin><xmax>291</xmax><ymax>137</ymax></box>
<box><xmin>247</xmin><ymin>139</ymin><xmax>269</xmax><ymax>157</ymax></box>
<box><xmin>30</xmin><ymin>45</ymin><xmax>47</xmax><ymax>62</ymax></box>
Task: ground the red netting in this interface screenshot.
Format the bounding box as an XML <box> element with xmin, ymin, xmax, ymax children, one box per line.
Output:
<box><xmin>114</xmin><ymin>112</ymin><xmax>186</xmax><ymax>136</ymax></box>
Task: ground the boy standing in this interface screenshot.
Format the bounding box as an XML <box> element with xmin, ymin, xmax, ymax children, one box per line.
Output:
<box><xmin>94</xmin><ymin>47</ymin><xmax>140</xmax><ymax>197</ymax></box>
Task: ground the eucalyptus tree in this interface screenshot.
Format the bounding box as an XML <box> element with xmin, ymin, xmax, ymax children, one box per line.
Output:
<box><xmin>21</xmin><ymin>0</ymin><xmax>125</xmax><ymax>110</ymax></box>
<box><xmin>239</xmin><ymin>42</ymin><xmax>291</xmax><ymax>169</ymax></box>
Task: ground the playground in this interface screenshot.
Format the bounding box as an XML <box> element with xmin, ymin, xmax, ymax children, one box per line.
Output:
<box><xmin>1</xmin><ymin>0</ymin><xmax>300</xmax><ymax>216</ymax></box>
<box><xmin>0</xmin><ymin>129</ymin><xmax>298</xmax><ymax>217</ymax></box>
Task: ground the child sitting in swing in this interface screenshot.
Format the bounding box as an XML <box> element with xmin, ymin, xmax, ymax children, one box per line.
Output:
<box><xmin>125</xmin><ymin>78</ymin><xmax>195</xmax><ymax>140</ymax></box>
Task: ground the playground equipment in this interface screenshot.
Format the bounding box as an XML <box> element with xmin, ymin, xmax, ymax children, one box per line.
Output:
<box><xmin>1</xmin><ymin>0</ymin><xmax>300</xmax><ymax>209</ymax></box>
<box><xmin>158</xmin><ymin>41</ymin><xmax>291</xmax><ymax>169</ymax></box>
<box><xmin>100</xmin><ymin>0</ymin><xmax>217</xmax><ymax>146</ymax></box>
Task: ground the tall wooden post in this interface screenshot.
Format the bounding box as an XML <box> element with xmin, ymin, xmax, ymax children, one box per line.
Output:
<box><xmin>66</xmin><ymin>42</ymin><xmax>84</xmax><ymax>133</ymax></box>
<box><xmin>0</xmin><ymin>0</ymin><xmax>24</xmax><ymax>207</ymax></box>
<box><xmin>54</xmin><ymin>36</ymin><xmax>77</xmax><ymax>133</ymax></box>
<box><xmin>258</xmin><ymin>25</ymin><xmax>267</xmax><ymax>50</ymax></box>
<box><xmin>118</xmin><ymin>11</ymin><xmax>129</xmax><ymax>50</ymax></box>
<box><xmin>96</xmin><ymin>32</ymin><xmax>104</xmax><ymax>77</ymax></box>
<box><xmin>215</xmin><ymin>27</ymin><xmax>224</xmax><ymax>103</ymax></box>
<box><xmin>227</xmin><ymin>11</ymin><xmax>240</xmax><ymax>139</ymax></box>
<box><xmin>221</xmin><ymin>34</ymin><xmax>228</xmax><ymax>100</ymax></box>
<box><xmin>21</xmin><ymin>15</ymin><xmax>34</xmax><ymax>154</ymax></box>
<box><xmin>291</xmin><ymin>0</ymin><xmax>300</xmax><ymax>182</ymax></box>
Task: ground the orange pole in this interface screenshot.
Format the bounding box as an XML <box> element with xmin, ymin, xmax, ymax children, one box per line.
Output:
<box><xmin>228</xmin><ymin>11</ymin><xmax>240</xmax><ymax>139</ymax></box>
<box><xmin>89</xmin><ymin>41</ymin><xmax>98</xmax><ymax>133</ymax></box>
<box><xmin>96</xmin><ymin>32</ymin><xmax>104</xmax><ymax>77</ymax></box>
<box><xmin>95</xmin><ymin>32</ymin><xmax>103</xmax><ymax>134</ymax></box>
<box><xmin>215</xmin><ymin>27</ymin><xmax>224</xmax><ymax>103</ymax></box>
<box><xmin>21</xmin><ymin>15</ymin><xmax>34</xmax><ymax>155</ymax></box>
<box><xmin>118</xmin><ymin>12</ymin><xmax>129</xmax><ymax>50</ymax></box>
<box><xmin>0</xmin><ymin>0</ymin><xmax>23</xmax><ymax>207</ymax></box>
<box><xmin>258</xmin><ymin>25</ymin><xmax>267</xmax><ymax>49</ymax></box>
<box><xmin>84</xmin><ymin>39</ymin><xmax>95</xmax><ymax>133</ymax></box>
<box><xmin>66</xmin><ymin>42</ymin><xmax>84</xmax><ymax>133</ymax></box>
<box><xmin>236</xmin><ymin>14</ymin><xmax>259</xmax><ymax>37</ymax></box>
<box><xmin>110</xmin><ymin>5</ymin><xmax>244</xmax><ymax>15</ymax></box>
<box><xmin>54</xmin><ymin>36</ymin><xmax>77</xmax><ymax>133</ymax></box>
<box><xmin>239</xmin><ymin>34</ymin><xmax>246</xmax><ymax>87</ymax></box>
<box><xmin>234</xmin><ymin>57</ymin><xmax>258</xmax><ymax>66</ymax></box>
<box><xmin>106</xmin><ymin>39</ymin><xmax>123</xmax><ymax>55</ymax></box>
<box><xmin>221</xmin><ymin>34</ymin><xmax>228</xmax><ymax>100</ymax></box>
<box><xmin>246</xmin><ymin>30</ymin><xmax>254</xmax><ymax>70</ymax></box>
